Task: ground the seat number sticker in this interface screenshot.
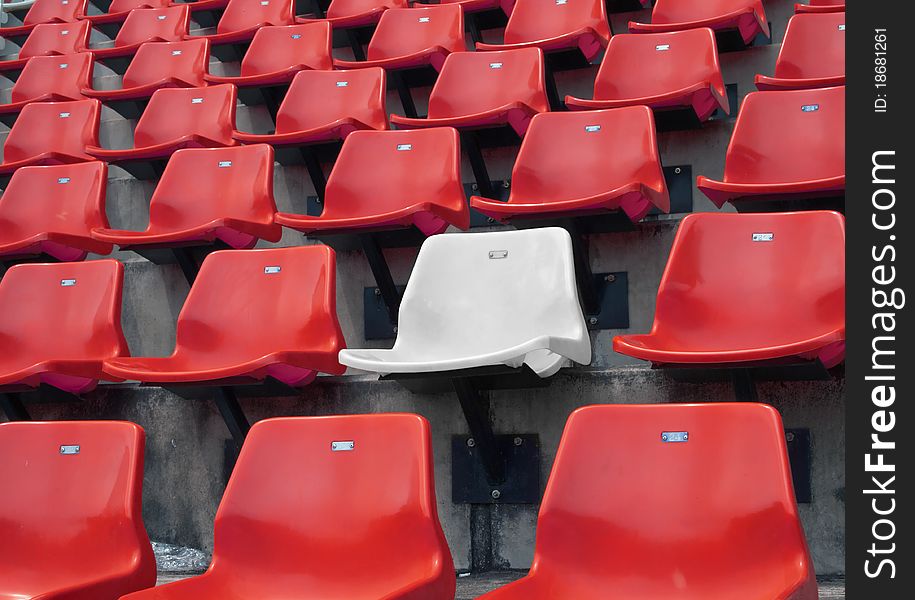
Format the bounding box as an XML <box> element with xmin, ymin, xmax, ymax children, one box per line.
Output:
<box><xmin>59</xmin><ymin>63</ymin><xmax>68</xmax><ymax>69</ymax></box>
<box><xmin>752</xmin><ymin>233</ymin><xmax>774</xmax><ymax>242</ymax></box>
<box><xmin>60</xmin><ymin>445</ymin><xmax>80</xmax><ymax>455</ymax></box>
<box><xmin>332</xmin><ymin>441</ymin><xmax>355</xmax><ymax>452</ymax></box>
<box><xmin>61</xmin><ymin>279</ymin><xmax>77</xmax><ymax>287</ymax></box>
<box><xmin>656</xmin><ymin>44</ymin><xmax>671</xmax><ymax>51</ymax></box>
<box><xmin>172</xmin><ymin>50</ymin><xmax>183</xmax><ymax>56</ymax></box>
<box><xmin>218</xmin><ymin>161</ymin><xmax>232</xmax><ymax>168</ymax></box>
<box><xmin>419</xmin><ymin>17</ymin><xmax>430</xmax><ymax>22</ymax></box>
<box><xmin>336</xmin><ymin>81</ymin><xmax>349</xmax><ymax>87</ymax></box>
<box><xmin>58</xmin><ymin>177</ymin><xmax>71</xmax><ymax>184</ymax></box>
<box><xmin>488</xmin><ymin>250</ymin><xmax>509</xmax><ymax>259</ymax></box>
<box><xmin>264</xmin><ymin>266</ymin><xmax>281</xmax><ymax>274</ymax></box>
<box><xmin>661</xmin><ymin>432</ymin><xmax>688</xmax><ymax>443</ymax></box>
<box><xmin>192</xmin><ymin>98</ymin><xmax>204</xmax><ymax>104</ymax></box>
<box><xmin>291</xmin><ymin>34</ymin><xmax>302</xmax><ymax>39</ymax></box>
<box><xmin>585</xmin><ymin>125</ymin><xmax>601</xmax><ymax>132</ymax></box>
<box><xmin>397</xmin><ymin>144</ymin><xmax>413</xmax><ymax>151</ymax></box>
<box><xmin>839</xmin><ymin>24</ymin><xmax>845</xmax><ymax>31</ymax></box>
<box><xmin>489</xmin><ymin>62</ymin><xmax>503</xmax><ymax>69</ymax></box>
<box><xmin>802</xmin><ymin>104</ymin><xmax>819</xmax><ymax>112</ymax></box>
<box><xmin>59</xmin><ymin>112</ymin><xmax>70</xmax><ymax>118</ymax></box>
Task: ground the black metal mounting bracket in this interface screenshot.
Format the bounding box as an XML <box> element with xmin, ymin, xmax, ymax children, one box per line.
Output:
<box><xmin>126</xmin><ymin>241</ymin><xmax>231</xmax><ymax>285</ymax></box>
<box><xmin>732</xmin><ymin>194</ymin><xmax>845</xmax><ymax>215</ymax></box>
<box><xmin>0</xmin><ymin>384</ymin><xmax>83</xmax><ymax>421</ymax></box>
<box><xmin>716</xmin><ymin>23</ymin><xmax>773</xmax><ymax>53</ymax></box>
<box><xmin>564</xmin><ymin>218</ymin><xmax>630</xmax><ymax>329</ymax></box>
<box><xmin>654</xmin><ymin>84</ymin><xmax>738</xmax><ymax>132</ymax></box>
<box><xmin>214</xmin><ymin>386</ymin><xmax>250</xmax><ymax>454</ymax></box>
<box><xmin>0</xmin><ymin>393</ymin><xmax>30</xmax><ymax>421</ymax></box>
<box><xmin>209</xmin><ymin>40</ymin><xmax>249</xmax><ymax>64</ymax></box>
<box><xmin>606</xmin><ymin>0</ymin><xmax>649</xmax><ymax>12</ymax></box>
<box><xmin>465</xmin><ymin>180</ymin><xmax>511</xmax><ymax>228</ymax></box>
<box><xmin>786</xmin><ymin>428</ymin><xmax>812</xmax><ymax>504</ymax></box>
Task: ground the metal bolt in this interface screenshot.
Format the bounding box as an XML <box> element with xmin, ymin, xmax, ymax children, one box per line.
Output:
<box><xmin>674</xmin><ymin>167</ymin><xmax>682</xmax><ymax>174</ymax></box>
<box><xmin>588</xmin><ymin>316</ymin><xmax>598</xmax><ymax>326</ymax></box>
<box><xmin>488</xmin><ymin>217</ymin><xmax>497</xmax><ymax>224</ymax></box>
<box><xmin>605</xmin><ymin>274</ymin><xmax>616</xmax><ymax>283</ymax></box>
<box><xmin>491</xmin><ymin>489</ymin><xmax>502</xmax><ymax>500</ymax></box>
<box><xmin>786</xmin><ymin>432</ymin><xmax>796</xmax><ymax>442</ymax></box>
<box><xmin>513</xmin><ymin>436</ymin><xmax>523</xmax><ymax>446</ymax></box>
<box><xmin>374</xmin><ymin>288</ymin><xmax>381</xmax><ymax>296</ymax></box>
<box><xmin>503</xmin><ymin>180</ymin><xmax>511</xmax><ymax>189</ymax></box>
<box><xmin>472</xmin><ymin>183</ymin><xmax>479</xmax><ymax>191</ymax></box>
<box><xmin>315</xmin><ymin>198</ymin><xmax>323</xmax><ymax>204</ymax></box>
<box><xmin>467</xmin><ymin>438</ymin><xmax>476</xmax><ymax>448</ymax></box>
<box><xmin>392</xmin><ymin>326</ymin><xmax>398</xmax><ymax>334</ymax></box>
<box><xmin>661</xmin><ymin>433</ymin><xmax>668</xmax><ymax>441</ymax></box>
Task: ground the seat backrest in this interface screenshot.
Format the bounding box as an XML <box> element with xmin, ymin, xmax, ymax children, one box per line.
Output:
<box><xmin>0</xmin><ymin>259</ymin><xmax>129</xmax><ymax>364</ymax></box>
<box><xmin>326</xmin><ymin>0</ymin><xmax>408</xmax><ymax>20</ymax></box>
<box><xmin>22</xmin><ymin>0</ymin><xmax>86</xmax><ymax>26</ymax></box>
<box><xmin>122</xmin><ymin>38</ymin><xmax>210</xmax><ymax>89</ymax></box>
<box><xmin>652</xmin><ymin>211</ymin><xmax>845</xmax><ymax>349</ymax></box>
<box><xmin>18</xmin><ymin>19</ymin><xmax>91</xmax><ymax>59</ymax></box>
<box><xmin>10</xmin><ymin>51</ymin><xmax>93</xmax><ymax>104</ymax></box>
<box><xmin>723</xmin><ymin>86</ymin><xmax>844</xmax><ymax>184</ymax></box>
<box><xmin>108</xmin><ymin>0</ymin><xmax>170</xmax><ymax>13</ymax></box>
<box><xmin>366</xmin><ymin>5</ymin><xmax>464</xmax><ymax>62</ymax></box>
<box><xmin>775</xmin><ymin>12</ymin><xmax>844</xmax><ymax>79</ymax></box>
<box><xmin>594</xmin><ymin>28</ymin><xmax>724</xmax><ymax>101</ymax></box>
<box><xmin>3</xmin><ymin>98</ymin><xmax>100</xmax><ymax>164</ymax></box>
<box><xmin>276</xmin><ymin>68</ymin><xmax>387</xmax><ymax>135</ymax></box>
<box><xmin>240</xmin><ymin>22</ymin><xmax>332</xmax><ymax>77</ymax></box>
<box><xmin>323</xmin><ymin>127</ymin><xmax>462</xmax><ymax>218</ymax></box>
<box><xmin>174</xmin><ymin>246</ymin><xmax>345</xmax><ymax>368</ymax></box>
<box><xmin>0</xmin><ymin>161</ymin><xmax>108</xmax><ymax>242</ymax></box>
<box><xmin>0</xmin><ymin>421</ymin><xmax>154</xmax><ymax>582</ymax></box>
<box><xmin>503</xmin><ymin>0</ymin><xmax>610</xmax><ymax>44</ymax></box>
<box><xmin>650</xmin><ymin>0</ymin><xmax>764</xmax><ymax>23</ymax></box>
<box><xmin>134</xmin><ymin>84</ymin><xmax>237</xmax><ymax>148</ymax></box>
<box><xmin>216</xmin><ymin>0</ymin><xmax>295</xmax><ymax>35</ymax></box>
<box><xmin>113</xmin><ymin>4</ymin><xmax>189</xmax><ymax>47</ymax></box>
<box><xmin>211</xmin><ymin>414</ymin><xmax>452</xmax><ymax>591</ymax></box>
<box><xmin>427</xmin><ymin>47</ymin><xmax>549</xmax><ymax>119</ymax></box>
<box><xmin>532</xmin><ymin>404</ymin><xmax>812</xmax><ymax>594</ymax></box>
<box><xmin>510</xmin><ymin>107</ymin><xmax>666</xmax><ymax>206</ymax></box>
<box><xmin>394</xmin><ymin>227</ymin><xmax>586</xmax><ymax>361</ymax></box>
<box><xmin>149</xmin><ymin>144</ymin><xmax>276</xmax><ymax>230</ymax></box>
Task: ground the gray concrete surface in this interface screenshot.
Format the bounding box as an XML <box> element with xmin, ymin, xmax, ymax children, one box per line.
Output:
<box><xmin>1</xmin><ymin>0</ymin><xmax>845</xmax><ymax>579</ymax></box>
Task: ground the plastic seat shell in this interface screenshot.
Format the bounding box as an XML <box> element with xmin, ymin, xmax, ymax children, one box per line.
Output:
<box><xmin>0</xmin><ymin>51</ymin><xmax>94</xmax><ymax>116</ymax></box>
<box><xmin>795</xmin><ymin>0</ymin><xmax>843</xmax><ymax>14</ymax></box>
<box><xmin>755</xmin><ymin>12</ymin><xmax>845</xmax><ymax>91</ymax></box>
<box><xmin>0</xmin><ymin>0</ymin><xmax>88</xmax><ymax>38</ymax></box>
<box><xmin>339</xmin><ymin>227</ymin><xmax>591</xmax><ymax>377</ymax></box>
<box><xmin>297</xmin><ymin>0</ymin><xmax>408</xmax><ymax>30</ymax></box>
<box><xmin>0</xmin><ymin>420</ymin><xmax>156</xmax><ymax>600</ymax></box>
<box><xmin>0</xmin><ymin>161</ymin><xmax>112</xmax><ymax>261</ymax></box>
<box><xmin>471</xmin><ymin>107</ymin><xmax>669</xmax><ymax>223</ymax></box>
<box><xmin>102</xmin><ymin>246</ymin><xmax>346</xmax><ymax>385</ymax></box>
<box><xmin>477</xmin><ymin>403</ymin><xmax>818</xmax><ymax>600</ymax></box>
<box><xmin>0</xmin><ymin>19</ymin><xmax>91</xmax><ymax>71</ymax></box>
<box><xmin>389</xmin><ymin>47</ymin><xmax>549</xmax><ymax>137</ymax></box>
<box><xmin>195</xmin><ymin>0</ymin><xmax>295</xmax><ymax>46</ymax></box>
<box><xmin>613</xmin><ymin>211</ymin><xmax>846</xmax><ymax>368</ymax></box>
<box><xmin>565</xmin><ymin>28</ymin><xmax>728</xmax><ymax>121</ymax></box>
<box><xmin>0</xmin><ymin>98</ymin><xmax>100</xmax><ymax>175</ymax></box>
<box><xmin>81</xmin><ymin>0</ymin><xmax>171</xmax><ymax>27</ymax></box>
<box><xmin>117</xmin><ymin>414</ymin><xmax>454</xmax><ymax>600</ymax></box>
<box><xmin>89</xmin><ymin>5</ymin><xmax>190</xmax><ymax>60</ymax></box>
<box><xmin>629</xmin><ymin>0</ymin><xmax>769</xmax><ymax>45</ymax></box>
<box><xmin>697</xmin><ymin>86</ymin><xmax>845</xmax><ymax>208</ymax></box>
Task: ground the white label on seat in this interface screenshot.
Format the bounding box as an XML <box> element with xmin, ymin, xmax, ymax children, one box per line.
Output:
<box><xmin>802</xmin><ymin>104</ymin><xmax>819</xmax><ymax>112</ymax></box>
<box><xmin>157</xmin><ymin>15</ymin><xmax>166</xmax><ymax>19</ymax></box>
<box><xmin>61</xmin><ymin>30</ymin><xmax>69</xmax><ymax>35</ymax></box>
<box><xmin>397</xmin><ymin>144</ymin><xmax>413</xmax><ymax>151</ymax></box>
<box><xmin>419</xmin><ymin>16</ymin><xmax>430</xmax><ymax>22</ymax></box>
<box><xmin>556</xmin><ymin>0</ymin><xmax>568</xmax><ymax>4</ymax></box>
<box><xmin>59</xmin><ymin>112</ymin><xmax>70</xmax><ymax>118</ymax></box>
<box><xmin>661</xmin><ymin>431</ymin><xmax>688</xmax><ymax>443</ymax></box>
<box><xmin>331</xmin><ymin>441</ymin><xmax>355</xmax><ymax>452</ymax></box>
<box><xmin>752</xmin><ymin>232</ymin><xmax>774</xmax><ymax>242</ymax></box>
<box><xmin>488</xmin><ymin>250</ymin><xmax>509</xmax><ymax>259</ymax></box>
<box><xmin>336</xmin><ymin>81</ymin><xmax>349</xmax><ymax>87</ymax></box>
<box><xmin>489</xmin><ymin>62</ymin><xmax>503</xmax><ymax>69</ymax></box>
<box><xmin>60</xmin><ymin>445</ymin><xmax>80</xmax><ymax>454</ymax></box>
<box><xmin>291</xmin><ymin>34</ymin><xmax>302</xmax><ymax>39</ymax></box>
<box><xmin>261</xmin><ymin>1</ymin><xmax>269</xmax><ymax>4</ymax></box>
<box><xmin>59</xmin><ymin>63</ymin><xmax>68</xmax><ymax>69</ymax></box>
<box><xmin>264</xmin><ymin>266</ymin><xmax>281</xmax><ymax>274</ymax></box>
<box><xmin>58</xmin><ymin>177</ymin><xmax>71</xmax><ymax>184</ymax></box>
<box><xmin>218</xmin><ymin>161</ymin><xmax>232</xmax><ymax>167</ymax></box>
<box><xmin>172</xmin><ymin>50</ymin><xmax>183</xmax><ymax>56</ymax></box>
<box><xmin>585</xmin><ymin>125</ymin><xmax>601</xmax><ymax>132</ymax></box>
<box><xmin>192</xmin><ymin>98</ymin><xmax>204</xmax><ymax>104</ymax></box>
<box><xmin>656</xmin><ymin>44</ymin><xmax>670</xmax><ymax>51</ymax></box>
<box><xmin>62</xmin><ymin>1</ymin><xmax>69</xmax><ymax>4</ymax></box>
<box><xmin>60</xmin><ymin>279</ymin><xmax>77</xmax><ymax>287</ymax></box>
<box><xmin>839</xmin><ymin>24</ymin><xmax>845</xmax><ymax>31</ymax></box>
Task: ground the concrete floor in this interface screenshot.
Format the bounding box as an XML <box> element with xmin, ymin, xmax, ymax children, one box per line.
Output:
<box><xmin>157</xmin><ymin>571</ymin><xmax>847</xmax><ymax>599</ymax></box>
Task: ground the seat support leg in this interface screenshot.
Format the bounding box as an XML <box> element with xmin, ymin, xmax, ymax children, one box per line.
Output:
<box><xmin>360</xmin><ymin>234</ymin><xmax>401</xmax><ymax>326</ymax></box>
<box><xmin>460</xmin><ymin>130</ymin><xmax>496</xmax><ymax>199</ymax></box>
<box><xmin>346</xmin><ymin>30</ymin><xmax>366</xmax><ymax>61</ymax></box>
<box><xmin>544</xmin><ymin>61</ymin><xmax>565</xmax><ymax>112</ymax></box>
<box><xmin>261</xmin><ymin>86</ymin><xmax>283</xmax><ymax>123</ymax></box>
<box><xmin>299</xmin><ymin>146</ymin><xmax>327</xmax><ymax>201</ymax></box>
<box><xmin>466</xmin><ymin>13</ymin><xmax>484</xmax><ymax>46</ymax></box>
<box><xmin>390</xmin><ymin>71</ymin><xmax>418</xmax><ymax>119</ymax></box>
<box><xmin>172</xmin><ymin>247</ymin><xmax>200</xmax><ymax>286</ymax></box>
<box><xmin>0</xmin><ymin>393</ymin><xmax>30</xmax><ymax>421</ymax></box>
<box><xmin>213</xmin><ymin>387</ymin><xmax>250</xmax><ymax>453</ymax></box>
<box><xmin>731</xmin><ymin>369</ymin><xmax>759</xmax><ymax>402</ymax></box>
<box><xmin>453</xmin><ymin>378</ymin><xmax>506</xmax><ymax>485</ymax></box>
<box><xmin>563</xmin><ymin>219</ymin><xmax>600</xmax><ymax>315</ymax></box>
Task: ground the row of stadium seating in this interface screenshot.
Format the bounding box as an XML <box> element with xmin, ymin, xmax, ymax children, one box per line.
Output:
<box><xmin>1</xmin><ymin>403</ymin><xmax>817</xmax><ymax>599</ymax></box>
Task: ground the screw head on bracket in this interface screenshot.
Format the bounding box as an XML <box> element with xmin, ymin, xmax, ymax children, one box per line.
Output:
<box><xmin>588</xmin><ymin>316</ymin><xmax>598</xmax><ymax>326</ymax></box>
<box><xmin>513</xmin><ymin>437</ymin><xmax>523</xmax><ymax>446</ymax></box>
<box><xmin>491</xmin><ymin>489</ymin><xmax>502</xmax><ymax>500</ymax></box>
<box><xmin>605</xmin><ymin>274</ymin><xmax>616</xmax><ymax>283</ymax></box>
<box><xmin>467</xmin><ymin>438</ymin><xmax>476</xmax><ymax>448</ymax></box>
<box><xmin>374</xmin><ymin>288</ymin><xmax>381</xmax><ymax>296</ymax></box>
<box><xmin>786</xmin><ymin>432</ymin><xmax>796</xmax><ymax>443</ymax></box>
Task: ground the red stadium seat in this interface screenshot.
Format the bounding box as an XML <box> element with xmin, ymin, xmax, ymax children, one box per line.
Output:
<box><xmin>0</xmin><ymin>162</ymin><xmax>112</xmax><ymax>261</ymax></box>
<box><xmin>275</xmin><ymin>127</ymin><xmax>468</xmax><ymax>236</ymax></box>
<box><xmin>102</xmin><ymin>246</ymin><xmax>346</xmax><ymax>385</ymax></box>
<box><xmin>0</xmin><ymin>259</ymin><xmax>129</xmax><ymax>392</ymax></box>
<box><xmin>613</xmin><ymin>211</ymin><xmax>846</xmax><ymax>369</ymax></box>
<box><xmin>0</xmin><ymin>421</ymin><xmax>156</xmax><ymax>599</ymax></box>
<box><xmin>89</xmin><ymin>5</ymin><xmax>190</xmax><ymax>60</ymax></box>
<box><xmin>0</xmin><ymin>52</ymin><xmax>93</xmax><ymax>121</ymax></box>
<box><xmin>432</xmin><ymin>0</ymin><xmax>513</xmax><ymax>15</ymax></box>
<box><xmin>333</xmin><ymin>5</ymin><xmax>464</xmax><ymax>72</ymax></box>
<box><xmin>475</xmin><ymin>0</ymin><xmax>611</xmax><ymax>63</ymax></box>
<box><xmin>795</xmin><ymin>0</ymin><xmax>843</xmax><ymax>14</ymax></box>
<box><xmin>82</xmin><ymin>38</ymin><xmax>210</xmax><ymax>103</ymax></box>
<box><xmin>91</xmin><ymin>145</ymin><xmax>281</xmax><ymax>250</ymax></box>
<box><xmin>471</xmin><ymin>107</ymin><xmax>669</xmax><ymax>223</ymax></box>
<box><xmin>298</xmin><ymin>0</ymin><xmax>408</xmax><ymax>30</ymax></box>
<box><xmin>0</xmin><ymin>20</ymin><xmax>91</xmax><ymax>72</ymax></box>
<box><xmin>204</xmin><ymin>22</ymin><xmax>332</xmax><ymax>88</ymax></box>
<box><xmin>629</xmin><ymin>0</ymin><xmax>769</xmax><ymax>46</ymax></box>
<box><xmin>233</xmin><ymin>67</ymin><xmax>388</xmax><ymax>146</ymax></box>
<box><xmin>697</xmin><ymin>86</ymin><xmax>844</xmax><ymax>208</ymax></box>
<box><xmin>0</xmin><ymin>98</ymin><xmax>100</xmax><ymax>176</ymax></box>
<box><xmin>81</xmin><ymin>0</ymin><xmax>170</xmax><ymax>27</ymax></box>
<box><xmin>196</xmin><ymin>0</ymin><xmax>295</xmax><ymax>47</ymax></box>
<box><xmin>565</xmin><ymin>28</ymin><xmax>728</xmax><ymax>122</ymax></box>
<box><xmin>390</xmin><ymin>47</ymin><xmax>549</xmax><ymax>137</ymax></box>
<box><xmin>755</xmin><ymin>12</ymin><xmax>844</xmax><ymax>91</ymax></box>
<box><xmin>86</xmin><ymin>84</ymin><xmax>238</xmax><ymax>168</ymax></box>
<box><xmin>0</xmin><ymin>0</ymin><xmax>87</xmax><ymax>38</ymax></box>
<box><xmin>118</xmin><ymin>414</ymin><xmax>454</xmax><ymax>600</ymax></box>
<box><xmin>479</xmin><ymin>403</ymin><xmax>818</xmax><ymax>600</ymax></box>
